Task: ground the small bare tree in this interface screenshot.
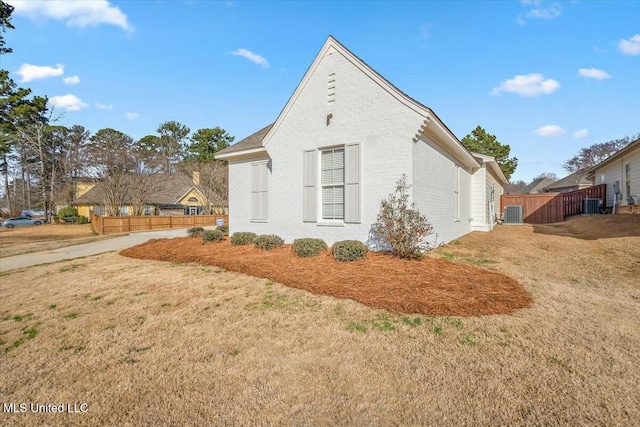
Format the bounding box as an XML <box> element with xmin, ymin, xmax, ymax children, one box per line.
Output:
<box><xmin>180</xmin><ymin>160</ymin><xmax>228</xmax><ymax>214</ymax></box>
<box><xmin>370</xmin><ymin>175</ymin><xmax>434</xmax><ymax>260</ymax></box>
<box><xmin>128</xmin><ymin>172</ymin><xmax>163</xmax><ymax>216</ymax></box>
<box><xmin>86</xmin><ymin>128</ymin><xmax>136</xmax><ymax>216</ymax></box>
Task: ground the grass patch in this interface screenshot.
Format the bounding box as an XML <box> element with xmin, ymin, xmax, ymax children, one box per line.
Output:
<box><xmin>48</xmin><ymin>304</ymin><xmax>57</xmax><ymax>309</ymax></box>
<box><xmin>459</xmin><ymin>333</ymin><xmax>476</xmax><ymax>346</ymax></box>
<box><xmin>64</xmin><ymin>313</ymin><xmax>79</xmax><ymax>320</ymax></box>
<box><xmin>402</xmin><ymin>316</ymin><xmax>423</xmax><ymax>327</ymax></box>
<box><xmin>438</xmin><ymin>251</ymin><xmax>498</xmax><ymax>266</ymax></box>
<box><xmin>59</xmin><ymin>263</ymin><xmax>85</xmax><ymax>273</ymax></box>
<box><xmin>13</xmin><ymin>313</ymin><xmax>34</xmax><ymax>322</ymax></box>
<box><xmin>22</xmin><ymin>327</ymin><xmax>39</xmax><ymax>339</ymax></box>
<box><xmin>347</xmin><ymin>322</ymin><xmax>367</xmax><ymax>333</ymax></box>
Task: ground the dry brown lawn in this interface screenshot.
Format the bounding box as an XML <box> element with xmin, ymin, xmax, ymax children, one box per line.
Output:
<box><xmin>0</xmin><ymin>223</ymin><xmax>117</xmax><ymax>257</ymax></box>
<box><xmin>1</xmin><ymin>215</ymin><xmax>639</xmax><ymax>426</ymax></box>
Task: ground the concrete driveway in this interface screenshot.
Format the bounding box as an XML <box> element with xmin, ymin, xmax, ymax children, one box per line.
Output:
<box><xmin>0</xmin><ymin>228</ymin><xmax>192</xmax><ymax>272</ymax></box>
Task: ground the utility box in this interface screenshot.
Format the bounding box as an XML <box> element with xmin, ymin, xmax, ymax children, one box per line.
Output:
<box><xmin>503</xmin><ymin>205</ymin><xmax>523</xmax><ymax>224</ymax></box>
<box><xmin>583</xmin><ymin>198</ymin><xmax>601</xmax><ymax>215</ymax></box>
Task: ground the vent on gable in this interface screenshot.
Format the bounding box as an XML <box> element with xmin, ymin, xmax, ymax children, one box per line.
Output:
<box><xmin>328</xmin><ymin>73</ymin><xmax>335</xmax><ymax>104</ymax></box>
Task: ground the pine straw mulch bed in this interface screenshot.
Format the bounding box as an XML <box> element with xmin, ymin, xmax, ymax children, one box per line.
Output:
<box><xmin>120</xmin><ymin>238</ymin><xmax>532</xmax><ymax>317</ymax></box>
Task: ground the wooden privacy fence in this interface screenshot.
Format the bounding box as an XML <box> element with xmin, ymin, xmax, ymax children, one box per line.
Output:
<box><xmin>501</xmin><ymin>193</ymin><xmax>563</xmax><ymax>224</ymax></box>
<box><xmin>91</xmin><ymin>214</ymin><xmax>228</xmax><ymax>235</ymax></box>
<box><xmin>562</xmin><ymin>184</ymin><xmax>606</xmax><ymax>217</ymax></box>
<box><xmin>500</xmin><ymin>184</ymin><xmax>606</xmax><ymax>224</ymax></box>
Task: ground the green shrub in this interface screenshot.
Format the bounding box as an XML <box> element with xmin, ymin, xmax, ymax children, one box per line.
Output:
<box><xmin>57</xmin><ymin>206</ymin><xmax>78</xmax><ymax>222</ymax></box>
<box><xmin>292</xmin><ymin>238</ymin><xmax>328</xmax><ymax>257</ymax></box>
<box><xmin>370</xmin><ymin>174</ymin><xmax>434</xmax><ymax>259</ymax></box>
<box><xmin>332</xmin><ymin>240</ymin><xmax>368</xmax><ymax>262</ymax></box>
<box><xmin>187</xmin><ymin>226</ymin><xmax>205</xmax><ymax>238</ymax></box>
<box><xmin>254</xmin><ymin>234</ymin><xmax>284</xmax><ymax>251</ymax></box>
<box><xmin>216</xmin><ymin>224</ymin><xmax>228</xmax><ymax>234</ymax></box>
<box><xmin>202</xmin><ymin>229</ymin><xmax>224</xmax><ymax>243</ymax></box>
<box><xmin>57</xmin><ymin>206</ymin><xmax>78</xmax><ymax>218</ymax></box>
<box><xmin>75</xmin><ymin>215</ymin><xmax>88</xmax><ymax>224</ymax></box>
<box><xmin>53</xmin><ymin>215</ymin><xmax>60</xmax><ymax>224</ymax></box>
<box><xmin>230</xmin><ymin>232</ymin><xmax>257</xmax><ymax>245</ymax></box>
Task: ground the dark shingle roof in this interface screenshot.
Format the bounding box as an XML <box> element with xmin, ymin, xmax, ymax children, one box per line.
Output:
<box><xmin>543</xmin><ymin>172</ymin><xmax>591</xmax><ymax>191</ymax></box>
<box><xmin>216</xmin><ymin>124</ymin><xmax>273</xmax><ymax>156</ymax></box>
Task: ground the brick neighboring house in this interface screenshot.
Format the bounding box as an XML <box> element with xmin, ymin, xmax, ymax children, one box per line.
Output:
<box><xmin>216</xmin><ymin>36</ymin><xmax>508</xmax><ymax>246</ymax></box>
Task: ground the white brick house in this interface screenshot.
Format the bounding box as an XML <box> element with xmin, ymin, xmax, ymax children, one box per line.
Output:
<box><xmin>216</xmin><ymin>36</ymin><xmax>508</xmax><ymax>246</ymax></box>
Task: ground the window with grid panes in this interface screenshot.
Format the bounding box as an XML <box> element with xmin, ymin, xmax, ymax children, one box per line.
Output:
<box><xmin>321</xmin><ymin>148</ymin><xmax>344</xmax><ymax>220</ymax></box>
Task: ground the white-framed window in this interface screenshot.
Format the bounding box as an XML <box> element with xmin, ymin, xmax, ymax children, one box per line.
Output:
<box><xmin>321</xmin><ymin>148</ymin><xmax>345</xmax><ymax>220</ymax></box>
<box><xmin>251</xmin><ymin>161</ymin><xmax>269</xmax><ymax>221</ymax></box>
<box><xmin>144</xmin><ymin>205</ymin><xmax>153</xmax><ymax>215</ymax></box>
<box><xmin>454</xmin><ymin>164</ymin><xmax>460</xmax><ymax>222</ymax></box>
<box><xmin>120</xmin><ymin>205</ymin><xmax>129</xmax><ymax>216</ymax></box>
<box><xmin>93</xmin><ymin>205</ymin><xmax>104</xmax><ymax>216</ymax></box>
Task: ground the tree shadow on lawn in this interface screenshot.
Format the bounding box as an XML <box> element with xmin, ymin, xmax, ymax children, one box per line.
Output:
<box><xmin>532</xmin><ymin>215</ymin><xmax>640</xmax><ymax>240</ymax></box>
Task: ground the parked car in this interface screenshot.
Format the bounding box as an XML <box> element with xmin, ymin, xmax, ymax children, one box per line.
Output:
<box><xmin>1</xmin><ymin>216</ymin><xmax>44</xmax><ymax>228</ymax></box>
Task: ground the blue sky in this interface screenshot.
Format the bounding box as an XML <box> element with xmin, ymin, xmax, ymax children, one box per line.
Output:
<box><xmin>3</xmin><ymin>0</ymin><xmax>640</xmax><ymax>182</ymax></box>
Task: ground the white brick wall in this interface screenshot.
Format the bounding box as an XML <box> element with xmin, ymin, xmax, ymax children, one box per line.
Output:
<box><xmin>412</xmin><ymin>135</ymin><xmax>472</xmax><ymax>244</ymax></box>
<box><xmin>228</xmin><ymin>46</ymin><xmax>484</xmax><ymax>246</ymax></box>
<box><xmin>229</xmin><ymin>48</ymin><xmax>424</xmax><ymax>245</ymax></box>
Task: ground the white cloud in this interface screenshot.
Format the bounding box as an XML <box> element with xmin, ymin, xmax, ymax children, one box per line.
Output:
<box><xmin>578</xmin><ymin>68</ymin><xmax>611</xmax><ymax>80</ymax></box>
<box><xmin>491</xmin><ymin>73</ymin><xmax>560</xmax><ymax>97</ymax></box>
<box><xmin>95</xmin><ymin>103</ymin><xmax>113</xmax><ymax>110</ymax></box>
<box><xmin>63</xmin><ymin>75</ymin><xmax>80</xmax><ymax>85</ymax></box>
<box><xmin>231</xmin><ymin>49</ymin><xmax>269</xmax><ymax>68</ymax></box>
<box><xmin>125</xmin><ymin>112</ymin><xmax>139</xmax><ymax>120</ymax></box>
<box><xmin>49</xmin><ymin>94</ymin><xmax>88</xmax><ymax>111</ymax></box>
<box><xmin>8</xmin><ymin>0</ymin><xmax>133</xmax><ymax>31</ymax></box>
<box><xmin>573</xmin><ymin>129</ymin><xmax>589</xmax><ymax>139</ymax></box>
<box><xmin>618</xmin><ymin>34</ymin><xmax>640</xmax><ymax>56</ymax></box>
<box><xmin>535</xmin><ymin>125</ymin><xmax>565</xmax><ymax>137</ymax></box>
<box><xmin>15</xmin><ymin>63</ymin><xmax>64</xmax><ymax>82</ymax></box>
<box><xmin>518</xmin><ymin>0</ymin><xmax>561</xmax><ymax>24</ymax></box>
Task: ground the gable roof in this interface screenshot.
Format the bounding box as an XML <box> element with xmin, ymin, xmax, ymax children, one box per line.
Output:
<box><xmin>508</xmin><ymin>177</ymin><xmax>555</xmax><ymax>194</ymax></box>
<box><xmin>543</xmin><ymin>171</ymin><xmax>592</xmax><ymax>191</ymax></box>
<box><xmin>472</xmin><ymin>153</ymin><xmax>509</xmax><ymax>185</ymax></box>
<box><xmin>216</xmin><ymin>124</ymin><xmax>273</xmax><ymax>158</ymax></box>
<box><xmin>586</xmin><ymin>137</ymin><xmax>640</xmax><ymax>173</ymax></box>
<box><xmin>217</xmin><ymin>36</ymin><xmax>480</xmax><ymax>170</ymax></box>
<box><xmin>74</xmin><ymin>174</ymin><xmax>196</xmax><ymax>205</ymax></box>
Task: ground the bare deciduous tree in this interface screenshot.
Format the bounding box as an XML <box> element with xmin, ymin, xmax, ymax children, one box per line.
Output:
<box><xmin>180</xmin><ymin>160</ymin><xmax>228</xmax><ymax>214</ymax></box>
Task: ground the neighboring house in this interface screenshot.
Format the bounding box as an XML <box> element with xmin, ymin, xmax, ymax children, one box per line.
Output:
<box><xmin>543</xmin><ymin>172</ymin><xmax>592</xmax><ymax>193</ymax></box>
<box><xmin>73</xmin><ymin>174</ymin><xmax>213</xmax><ymax>217</ymax></box>
<box><xmin>216</xmin><ymin>36</ymin><xmax>508</xmax><ymax>246</ymax></box>
<box><xmin>507</xmin><ymin>178</ymin><xmax>555</xmax><ymax>194</ymax></box>
<box><xmin>587</xmin><ymin>138</ymin><xmax>640</xmax><ymax>210</ymax></box>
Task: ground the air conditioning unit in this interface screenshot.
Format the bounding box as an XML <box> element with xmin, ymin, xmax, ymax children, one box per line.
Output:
<box><xmin>583</xmin><ymin>198</ymin><xmax>601</xmax><ymax>215</ymax></box>
<box><xmin>503</xmin><ymin>205</ymin><xmax>523</xmax><ymax>224</ymax></box>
